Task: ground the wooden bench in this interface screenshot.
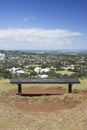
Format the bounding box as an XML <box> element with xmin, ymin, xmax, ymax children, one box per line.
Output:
<box><xmin>10</xmin><ymin>78</ymin><xmax>80</xmax><ymax>96</ymax></box>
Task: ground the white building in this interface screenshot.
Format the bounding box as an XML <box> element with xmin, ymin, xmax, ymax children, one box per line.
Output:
<box><xmin>0</xmin><ymin>53</ymin><xmax>5</xmax><ymax>60</ymax></box>
<box><xmin>39</xmin><ymin>74</ymin><xmax>48</xmax><ymax>78</ymax></box>
<box><xmin>34</xmin><ymin>67</ymin><xmax>50</xmax><ymax>73</ymax></box>
<box><xmin>16</xmin><ymin>70</ymin><xmax>26</xmax><ymax>74</ymax></box>
<box><xmin>8</xmin><ymin>67</ymin><xmax>26</xmax><ymax>74</ymax></box>
<box><xmin>34</xmin><ymin>67</ymin><xmax>42</xmax><ymax>73</ymax></box>
<box><xmin>62</xmin><ymin>65</ymin><xmax>75</xmax><ymax>71</ymax></box>
<box><xmin>10</xmin><ymin>67</ymin><xmax>19</xmax><ymax>74</ymax></box>
<box><xmin>40</xmin><ymin>68</ymin><xmax>50</xmax><ymax>73</ymax></box>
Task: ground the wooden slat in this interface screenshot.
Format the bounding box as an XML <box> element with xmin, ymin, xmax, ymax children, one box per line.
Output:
<box><xmin>10</xmin><ymin>78</ymin><xmax>80</xmax><ymax>84</ymax></box>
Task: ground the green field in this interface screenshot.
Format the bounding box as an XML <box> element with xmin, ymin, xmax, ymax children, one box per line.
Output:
<box><xmin>0</xmin><ymin>78</ymin><xmax>87</xmax><ymax>130</ymax></box>
<box><xmin>56</xmin><ymin>70</ymin><xmax>75</xmax><ymax>75</ymax></box>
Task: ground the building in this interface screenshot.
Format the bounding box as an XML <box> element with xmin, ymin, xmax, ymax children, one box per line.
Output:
<box><xmin>38</xmin><ymin>74</ymin><xmax>48</xmax><ymax>78</ymax></box>
<box><xmin>34</xmin><ymin>67</ymin><xmax>42</xmax><ymax>73</ymax></box>
<box><xmin>0</xmin><ymin>53</ymin><xmax>5</xmax><ymax>60</ymax></box>
<box><xmin>34</xmin><ymin>67</ymin><xmax>50</xmax><ymax>73</ymax></box>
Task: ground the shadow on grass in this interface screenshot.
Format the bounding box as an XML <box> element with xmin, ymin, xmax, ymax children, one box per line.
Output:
<box><xmin>16</xmin><ymin>93</ymin><xmax>63</xmax><ymax>97</ymax></box>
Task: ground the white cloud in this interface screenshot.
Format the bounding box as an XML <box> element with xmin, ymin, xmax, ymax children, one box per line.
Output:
<box><xmin>0</xmin><ymin>28</ymin><xmax>82</xmax><ymax>50</ymax></box>
<box><xmin>24</xmin><ymin>16</ymin><xmax>36</xmax><ymax>21</ymax></box>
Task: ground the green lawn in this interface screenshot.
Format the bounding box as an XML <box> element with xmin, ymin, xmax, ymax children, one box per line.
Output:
<box><xmin>56</xmin><ymin>70</ymin><xmax>75</xmax><ymax>75</ymax></box>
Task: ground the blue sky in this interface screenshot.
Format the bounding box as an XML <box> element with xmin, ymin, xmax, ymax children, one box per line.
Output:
<box><xmin>0</xmin><ymin>0</ymin><xmax>87</xmax><ymax>50</ymax></box>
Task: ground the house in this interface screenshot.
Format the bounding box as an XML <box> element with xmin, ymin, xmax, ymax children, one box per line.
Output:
<box><xmin>8</xmin><ymin>67</ymin><xmax>26</xmax><ymax>74</ymax></box>
<box><xmin>40</xmin><ymin>68</ymin><xmax>50</xmax><ymax>73</ymax></box>
<box><xmin>9</xmin><ymin>67</ymin><xmax>19</xmax><ymax>74</ymax></box>
<box><xmin>62</xmin><ymin>65</ymin><xmax>75</xmax><ymax>71</ymax></box>
<box><xmin>16</xmin><ymin>70</ymin><xmax>26</xmax><ymax>75</ymax></box>
<box><xmin>34</xmin><ymin>67</ymin><xmax>42</xmax><ymax>73</ymax></box>
<box><xmin>0</xmin><ymin>53</ymin><xmax>5</xmax><ymax>60</ymax></box>
<box><xmin>34</xmin><ymin>67</ymin><xmax>50</xmax><ymax>73</ymax></box>
<box><xmin>38</xmin><ymin>74</ymin><xmax>48</xmax><ymax>78</ymax></box>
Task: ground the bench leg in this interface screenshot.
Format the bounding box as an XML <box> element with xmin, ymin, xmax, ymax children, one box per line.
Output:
<box><xmin>18</xmin><ymin>84</ymin><xmax>22</xmax><ymax>96</ymax></box>
<box><xmin>68</xmin><ymin>84</ymin><xmax>72</xmax><ymax>93</ymax></box>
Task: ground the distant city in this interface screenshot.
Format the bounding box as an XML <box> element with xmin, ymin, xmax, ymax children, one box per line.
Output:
<box><xmin>0</xmin><ymin>49</ymin><xmax>87</xmax><ymax>79</ymax></box>
<box><xmin>1</xmin><ymin>49</ymin><xmax>87</xmax><ymax>54</ymax></box>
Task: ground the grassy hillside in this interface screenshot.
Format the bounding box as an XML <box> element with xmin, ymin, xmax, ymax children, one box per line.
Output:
<box><xmin>0</xmin><ymin>78</ymin><xmax>87</xmax><ymax>130</ymax></box>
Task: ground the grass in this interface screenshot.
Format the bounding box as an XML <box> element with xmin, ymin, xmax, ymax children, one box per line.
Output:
<box><xmin>73</xmin><ymin>78</ymin><xmax>87</xmax><ymax>91</ymax></box>
<box><xmin>0</xmin><ymin>78</ymin><xmax>87</xmax><ymax>130</ymax></box>
<box><xmin>0</xmin><ymin>79</ymin><xmax>16</xmax><ymax>92</ymax></box>
<box><xmin>56</xmin><ymin>70</ymin><xmax>75</xmax><ymax>75</ymax></box>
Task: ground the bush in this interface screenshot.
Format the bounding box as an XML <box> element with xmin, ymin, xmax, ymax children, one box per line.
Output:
<box><xmin>0</xmin><ymin>70</ymin><xmax>12</xmax><ymax>79</ymax></box>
